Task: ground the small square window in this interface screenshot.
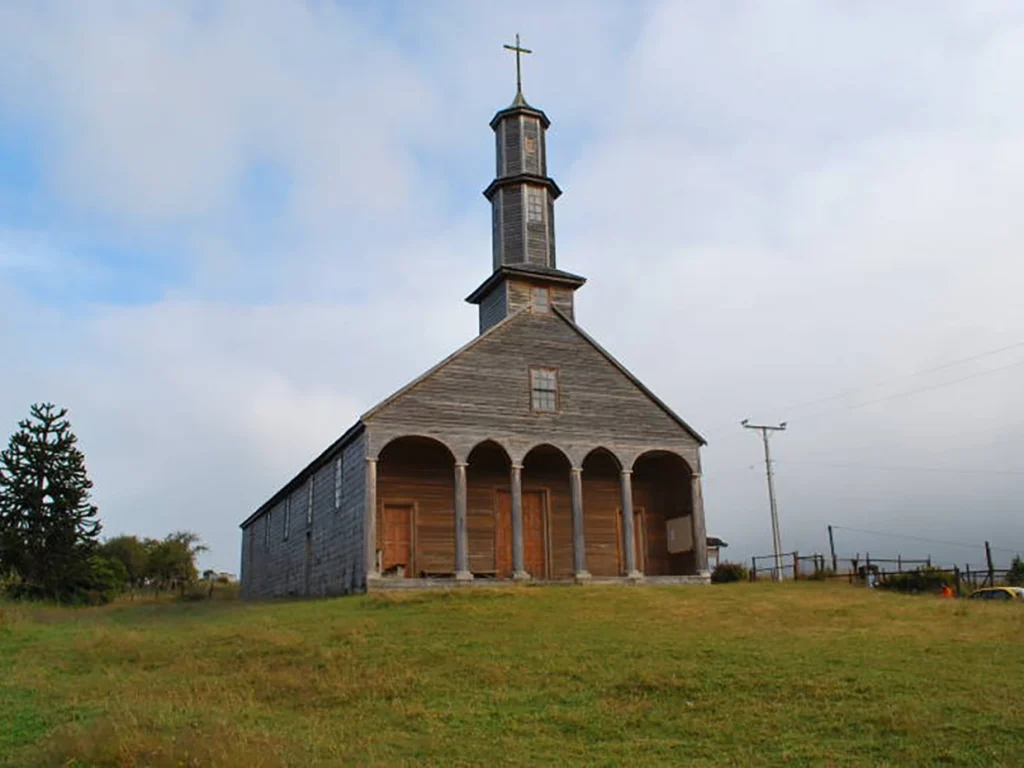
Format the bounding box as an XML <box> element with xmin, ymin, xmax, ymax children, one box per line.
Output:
<box><xmin>532</xmin><ymin>287</ymin><xmax>550</xmax><ymax>313</ymax></box>
<box><xmin>530</xmin><ymin>368</ymin><xmax>558</xmax><ymax>412</ymax></box>
<box><xmin>527</xmin><ymin>189</ymin><xmax>544</xmax><ymax>223</ymax></box>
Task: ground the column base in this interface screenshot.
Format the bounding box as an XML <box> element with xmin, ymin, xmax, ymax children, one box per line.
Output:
<box><xmin>512</xmin><ymin>570</ymin><xmax>532</xmax><ymax>582</ymax></box>
<box><xmin>626</xmin><ymin>570</ymin><xmax>645</xmax><ymax>582</ymax></box>
<box><xmin>573</xmin><ymin>571</ymin><xmax>592</xmax><ymax>584</ymax></box>
<box><xmin>454</xmin><ymin>570</ymin><xmax>474</xmax><ymax>583</ymax></box>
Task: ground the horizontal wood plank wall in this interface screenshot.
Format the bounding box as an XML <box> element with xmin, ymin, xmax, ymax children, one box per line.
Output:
<box><xmin>523</xmin><ymin>447</ymin><xmax>572</xmax><ymax>579</ymax></box>
<box><xmin>467</xmin><ymin>443</ymin><xmax>510</xmax><ymax>577</ymax></box>
<box><xmin>585</xmin><ymin>468</ymin><xmax>622</xmax><ymax>577</ymax></box>
<box><xmin>633</xmin><ymin>454</ymin><xmax>693</xmax><ymax>576</ymax></box>
<box><xmin>366</xmin><ymin>311</ymin><xmax>701</xmax><ymax>469</ymax></box>
<box><xmin>378</xmin><ymin>438</ymin><xmax>455</xmax><ymax>577</ymax></box>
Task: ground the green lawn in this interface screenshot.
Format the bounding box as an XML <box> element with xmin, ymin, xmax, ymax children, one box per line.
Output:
<box><xmin>1</xmin><ymin>583</ymin><xmax>1023</xmax><ymax>766</ymax></box>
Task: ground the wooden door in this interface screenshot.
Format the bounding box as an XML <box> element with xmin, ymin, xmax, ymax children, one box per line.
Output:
<box><xmin>634</xmin><ymin>508</ymin><xmax>647</xmax><ymax>575</ymax></box>
<box><xmin>495</xmin><ymin>491</ymin><xmax>513</xmax><ymax>578</ymax></box>
<box><xmin>523</xmin><ymin>491</ymin><xmax>546</xmax><ymax>579</ymax></box>
<box><xmin>381</xmin><ymin>503</ymin><xmax>413</xmax><ymax>575</ymax></box>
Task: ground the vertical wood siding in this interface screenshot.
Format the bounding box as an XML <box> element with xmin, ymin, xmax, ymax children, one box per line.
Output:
<box><xmin>501</xmin><ymin>186</ymin><xmax>524</xmax><ymax>264</ymax></box>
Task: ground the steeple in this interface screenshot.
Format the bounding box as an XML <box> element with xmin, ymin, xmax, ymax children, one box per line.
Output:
<box><xmin>466</xmin><ymin>37</ymin><xmax>586</xmax><ymax>334</ymax></box>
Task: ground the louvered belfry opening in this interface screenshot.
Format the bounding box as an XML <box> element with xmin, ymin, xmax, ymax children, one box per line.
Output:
<box><xmin>632</xmin><ymin>452</ymin><xmax>696</xmax><ymax>576</ymax></box>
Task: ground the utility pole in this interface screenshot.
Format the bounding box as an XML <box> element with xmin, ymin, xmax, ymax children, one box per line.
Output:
<box><xmin>742</xmin><ymin>419</ymin><xmax>787</xmax><ymax>581</ymax></box>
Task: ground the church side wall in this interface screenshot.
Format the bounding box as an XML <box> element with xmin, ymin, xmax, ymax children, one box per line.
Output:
<box><xmin>478</xmin><ymin>281</ymin><xmax>507</xmax><ymax>333</ymax></box>
<box><xmin>240</xmin><ymin>430</ymin><xmax>366</xmax><ymax>599</ymax></box>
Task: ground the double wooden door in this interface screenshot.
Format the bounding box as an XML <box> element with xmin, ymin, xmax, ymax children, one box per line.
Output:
<box><xmin>496</xmin><ymin>490</ymin><xmax>547</xmax><ymax>579</ymax></box>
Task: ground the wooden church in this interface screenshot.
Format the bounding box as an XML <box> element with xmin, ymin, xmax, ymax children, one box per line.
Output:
<box><xmin>240</xmin><ymin>47</ymin><xmax>710</xmax><ymax>597</ymax></box>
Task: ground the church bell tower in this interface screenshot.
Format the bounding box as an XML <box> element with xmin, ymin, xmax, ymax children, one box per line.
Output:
<box><xmin>467</xmin><ymin>36</ymin><xmax>586</xmax><ymax>334</ymax></box>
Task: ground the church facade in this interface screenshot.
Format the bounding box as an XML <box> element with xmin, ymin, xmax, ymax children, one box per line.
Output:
<box><xmin>240</xmin><ymin>80</ymin><xmax>709</xmax><ymax>598</ymax></box>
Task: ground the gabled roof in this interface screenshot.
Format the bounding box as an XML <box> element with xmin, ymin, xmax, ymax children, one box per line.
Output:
<box><xmin>551</xmin><ymin>308</ymin><xmax>707</xmax><ymax>446</ymax></box>
<box><xmin>362</xmin><ymin>306</ymin><xmax>706</xmax><ymax>446</ymax></box>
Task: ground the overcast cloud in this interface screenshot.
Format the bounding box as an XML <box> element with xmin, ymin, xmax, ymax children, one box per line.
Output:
<box><xmin>1</xmin><ymin>1</ymin><xmax>1022</xmax><ymax>572</ymax></box>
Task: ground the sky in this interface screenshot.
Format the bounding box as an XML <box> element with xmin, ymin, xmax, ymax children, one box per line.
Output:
<box><xmin>2</xmin><ymin>1</ymin><xmax>1023</xmax><ymax>574</ymax></box>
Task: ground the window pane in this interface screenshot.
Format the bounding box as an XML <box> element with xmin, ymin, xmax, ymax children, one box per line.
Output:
<box><xmin>533</xmin><ymin>287</ymin><xmax>549</xmax><ymax>313</ymax></box>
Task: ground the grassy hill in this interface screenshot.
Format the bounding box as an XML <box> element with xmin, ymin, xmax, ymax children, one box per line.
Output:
<box><xmin>2</xmin><ymin>583</ymin><xmax>1023</xmax><ymax>766</ymax></box>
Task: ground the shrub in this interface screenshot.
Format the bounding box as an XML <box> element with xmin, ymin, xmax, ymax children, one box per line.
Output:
<box><xmin>711</xmin><ymin>562</ymin><xmax>749</xmax><ymax>584</ymax></box>
<box><xmin>806</xmin><ymin>568</ymin><xmax>836</xmax><ymax>581</ymax></box>
<box><xmin>1006</xmin><ymin>556</ymin><xmax>1024</xmax><ymax>587</ymax></box>
<box><xmin>877</xmin><ymin>567</ymin><xmax>953</xmax><ymax>594</ymax></box>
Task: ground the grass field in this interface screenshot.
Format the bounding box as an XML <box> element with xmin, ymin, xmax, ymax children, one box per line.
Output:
<box><xmin>2</xmin><ymin>583</ymin><xmax>1023</xmax><ymax>767</ymax></box>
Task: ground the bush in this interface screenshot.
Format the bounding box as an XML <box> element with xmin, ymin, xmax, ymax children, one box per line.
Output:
<box><xmin>711</xmin><ymin>562</ymin><xmax>749</xmax><ymax>584</ymax></box>
<box><xmin>1007</xmin><ymin>556</ymin><xmax>1024</xmax><ymax>587</ymax></box>
<box><xmin>877</xmin><ymin>567</ymin><xmax>953</xmax><ymax>594</ymax></box>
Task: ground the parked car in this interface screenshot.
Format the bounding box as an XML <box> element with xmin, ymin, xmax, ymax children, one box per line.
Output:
<box><xmin>967</xmin><ymin>587</ymin><xmax>1024</xmax><ymax>601</ymax></box>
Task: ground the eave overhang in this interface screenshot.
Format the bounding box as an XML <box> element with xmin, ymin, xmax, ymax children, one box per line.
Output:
<box><xmin>483</xmin><ymin>173</ymin><xmax>562</xmax><ymax>201</ymax></box>
<box><xmin>465</xmin><ymin>265</ymin><xmax>587</xmax><ymax>304</ymax></box>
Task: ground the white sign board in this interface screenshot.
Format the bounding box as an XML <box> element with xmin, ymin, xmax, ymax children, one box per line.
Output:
<box><xmin>665</xmin><ymin>516</ymin><xmax>694</xmax><ymax>554</ymax></box>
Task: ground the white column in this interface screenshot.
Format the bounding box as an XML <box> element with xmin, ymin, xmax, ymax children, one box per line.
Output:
<box><xmin>364</xmin><ymin>457</ymin><xmax>380</xmax><ymax>583</ymax></box>
<box><xmin>511</xmin><ymin>464</ymin><xmax>528</xmax><ymax>580</ymax></box>
<box><xmin>620</xmin><ymin>469</ymin><xmax>642</xmax><ymax>579</ymax></box>
<box><xmin>570</xmin><ymin>466</ymin><xmax>590</xmax><ymax>581</ymax></box>
<box><xmin>454</xmin><ymin>462</ymin><xmax>473</xmax><ymax>581</ymax></box>
<box><xmin>690</xmin><ymin>472</ymin><xmax>709</xmax><ymax>576</ymax></box>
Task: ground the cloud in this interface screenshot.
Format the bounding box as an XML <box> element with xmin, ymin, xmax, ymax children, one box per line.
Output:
<box><xmin>2</xmin><ymin>1</ymin><xmax>1024</xmax><ymax>570</ymax></box>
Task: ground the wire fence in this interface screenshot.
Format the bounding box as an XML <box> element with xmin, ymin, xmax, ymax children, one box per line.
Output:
<box><xmin>748</xmin><ymin>549</ymin><xmax>1019</xmax><ymax>592</ymax></box>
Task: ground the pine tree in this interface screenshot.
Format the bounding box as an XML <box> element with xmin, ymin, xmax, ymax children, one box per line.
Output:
<box><xmin>0</xmin><ymin>403</ymin><xmax>101</xmax><ymax>600</ymax></box>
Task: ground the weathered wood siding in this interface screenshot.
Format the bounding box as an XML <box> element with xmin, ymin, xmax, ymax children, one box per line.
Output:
<box><xmin>365</xmin><ymin>311</ymin><xmax>701</xmax><ymax>471</ymax></box>
<box><xmin>478</xmin><ymin>280</ymin><xmax>507</xmax><ymax>334</ymax></box>
<box><xmin>501</xmin><ymin>185</ymin><xmax>524</xmax><ymax>264</ymax></box>
<box><xmin>582</xmin><ymin>451</ymin><xmax>622</xmax><ymax>577</ymax></box>
<box><xmin>241</xmin><ymin>431</ymin><xmax>366</xmax><ymax>598</ymax></box>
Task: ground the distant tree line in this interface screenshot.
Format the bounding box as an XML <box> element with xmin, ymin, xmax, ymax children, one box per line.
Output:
<box><xmin>0</xmin><ymin>403</ymin><xmax>208</xmax><ymax>604</ymax></box>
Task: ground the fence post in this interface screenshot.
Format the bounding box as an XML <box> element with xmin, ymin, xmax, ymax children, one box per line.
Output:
<box><xmin>927</xmin><ymin>554</ymin><xmax>932</xmax><ymax>568</ymax></box>
<box><xmin>954</xmin><ymin>565</ymin><xmax>961</xmax><ymax>597</ymax></box>
<box><xmin>985</xmin><ymin>541</ymin><xmax>995</xmax><ymax>587</ymax></box>
<box><xmin>793</xmin><ymin>551</ymin><xmax>800</xmax><ymax>581</ymax></box>
<box><xmin>751</xmin><ymin>560</ymin><xmax>757</xmax><ymax>581</ymax></box>
<box><xmin>898</xmin><ymin>554</ymin><xmax>902</xmax><ymax>573</ymax></box>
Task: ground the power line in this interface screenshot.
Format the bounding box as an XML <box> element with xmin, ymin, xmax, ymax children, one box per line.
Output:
<box><xmin>797</xmin><ymin>358</ymin><xmax>1024</xmax><ymax>421</ymax></box>
<box><xmin>781</xmin><ymin>340</ymin><xmax>1024</xmax><ymax>413</ymax></box>
<box><xmin>831</xmin><ymin>524</ymin><xmax>1022</xmax><ymax>555</ymax></box>
<box><xmin>779</xmin><ymin>460</ymin><xmax>1024</xmax><ymax>477</ymax></box>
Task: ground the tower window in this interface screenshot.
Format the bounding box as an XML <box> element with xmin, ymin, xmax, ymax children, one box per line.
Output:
<box><xmin>532</xmin><ymin>287</ymin><xmax>550</xmax><ymax>313</ymax></box>
<box><xmin>530</xmin><ymin>368</ymin><xmax>559</xmax><ymax>412</ymax></box>
<box><xmin>527</xmin><ymin>189</ymin><xmax>544</xmax><ymax>223</ymax></box>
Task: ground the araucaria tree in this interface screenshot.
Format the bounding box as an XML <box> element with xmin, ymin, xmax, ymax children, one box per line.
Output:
<box><xmin>0</xmin><ymin>403</ymin><xmax>101</xmax><ymax>600</ymax></box>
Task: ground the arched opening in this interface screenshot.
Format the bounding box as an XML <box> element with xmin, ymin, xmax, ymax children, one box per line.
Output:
<box><xmin>377</xmin><ymin>436</ymin><xmax>455</xmax><ymax>578</ymax></box>
<box><xmin>582</xmin><ymin>448</ymin><xmax>624</xmax><ymax>577</ymax></box>
<box><xmin>522</xmin><ymin>444</ymin><xmax>572</xmax><ymax>579</ymax></box>
<box><xmin>632</xmin><ymin>451</ymin><xmax>694</xmax><ymax>576</ymax></box>
<box><xmin>466</xmin><ymin>440</ymin><xmax>512</xmax><ymax>578</ymax></box>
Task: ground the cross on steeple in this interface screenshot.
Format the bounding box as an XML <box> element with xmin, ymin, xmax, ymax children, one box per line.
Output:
<box><xmin>503</xmin><ymin>34</ymin><xmax>532</xmax><ymax>97</ymax></box>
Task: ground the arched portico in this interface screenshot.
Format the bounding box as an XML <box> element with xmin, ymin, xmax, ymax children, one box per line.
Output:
<box><xmin>465</xmin><ymin>440</ymin><xmax>513</xmax><ymax>578</ymax></box>
<box><xmin>375</xmin><ymin>435</ymin><xmax>457</xmax><ymax>578</ymax></box>
<box><xmin>581</xmin><ymin>448</ymin><xmax>623</xmax><ymax>577</ymax></box>
<box><xmin>521</xmin><ymin>444</ymin><xmax>579</xmax><ymax>580</ymax></box>
<box><xmin>631</xmin><ymin>450</ymin><xmax>706</xmax><ymax>576</ymax></box>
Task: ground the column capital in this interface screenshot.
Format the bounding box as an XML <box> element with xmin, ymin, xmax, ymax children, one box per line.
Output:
<box><xmin>511</xmin><ymin>463</ymin><xmax>523</xmax><ymax>471</ymax></box>
<box><xmin>619</xmin><ymin>469</ymin><xmax>633</xmax><ymax>476</ymax></box>
<box><xmin>690</xmin><ymin>472</ymin><xmax>702</xmax><ymax>479</ymax></box>
<box><xmin>365</xmin><ymin>456</ymin><xmax>378</xmax><ymax>464</ymax></box>
<box><xmin>570</xmin><ymin>466</ymin><xmax>583</xmax><ymax>475</ymax></box>
<box><xmin>454</xmin><ymin>461</ymin><xmax>469</xmax><ymax>469</ymax></box>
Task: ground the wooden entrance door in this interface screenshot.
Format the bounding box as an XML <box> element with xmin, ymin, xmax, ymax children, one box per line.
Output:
<box><xmin>381</xmin><ymin>503</ymin><xmax>413</xmax><ymax>576</ymax></box>
<box><xmin>495</xmin><ymin>491</ymin><xmax>513</xmax><ymax>578</ymax></box>
<box><xmin>523</xmin><ymin>491</ymin><xmax>547</xmax><ymax>579</ymax></box>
